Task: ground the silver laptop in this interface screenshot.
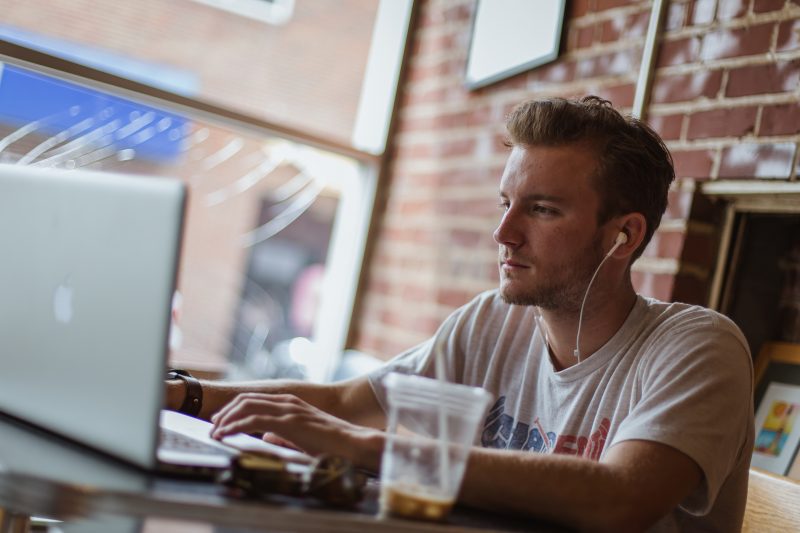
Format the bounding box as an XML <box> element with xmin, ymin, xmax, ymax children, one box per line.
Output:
<box><xmin>0</xmin><ymin>164</ymin><xmax>309</xmax><ymax>474</ymax></box>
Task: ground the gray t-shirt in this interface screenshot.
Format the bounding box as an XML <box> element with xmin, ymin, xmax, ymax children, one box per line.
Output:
<box><xmin>368</xmin><ymin>290</ymin><xmax>754</xmax><ymax>532</ymax></box>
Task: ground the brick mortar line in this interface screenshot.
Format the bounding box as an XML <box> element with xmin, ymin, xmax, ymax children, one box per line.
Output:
<box><xmin>632</xmin><ymin>256</ymin><xmax>680</xmax><ymax>275</ymax></box>
<box><xmin>408</xmin><ymin>48</ymin><xmax>468</xmax><ymax>69</ymax></box>
<box><xmin>394</xmin><ymin>153</ymin><xmax>511</xmax><ymax>173</ymax></box>
<box><xmin>373</xmin><ymin>264</ymin><xmax>497</xmax><ymax>292</ymax></box>
<box><xmin>388</xmin><ymin>175</ymin><xmax>498</xmax><ymax>191</ymax></box>
<box><xmin>414</xmin><ymin>20</ymin><xmax>474</xmax><ymax>41</ymax></box>
<box><xmin>385</xmin><ymin>187</ymin><xmax>502</xmax><ymax>204</ymax></box>
<box><xmin>650</xmin><ymin>92</ymin><xmax>800</xmax><ymax>115</ymax></box>
<box><xmin>655</xmin><ymin>48</ymin><xmax>800</xmax><ymax>77</ymax></box>
<box><xmin>401</xmin><ymin>73</ymin><xmax>640</xmax><ymax>120</ymax></box>
<box><xmin>372</xmin><ymin>237</ymin><xmax>494</xmax><ymax>255</ymax></box>
<box><xmin>570</xmin><ymin>2</ymin><xmax>654</xmax><ymax>28</ymax></box>
<box><xmin>403</xmin><ymin>65</ymin><xmax>640</xmax><ymax>96</ymax></box>
<box><xmin>666</xmin><ymin>134</ymin><xmax>800</xmax><ymax>151</ymax></box>
<box><xmin>363</xmin><ymin>292</ymin><xmax>469</xmax><ymax>317</ymax></box>
<box><xmin>394</xmin><ymin>128</ymin><xmax>505</xmax><ymax>145</ymax></box>
<box><xmin>374</xmin><ymin>246</ymin><xmax>497</xmax><ymax>268</ymax></box>
<box><xmin>662</xmin><ymin>5</ymin><xmax>800</xmax><ymax>41</ymax></box>
<box><xmin>387</xmin><ymin>198</ymin><xmax>502</xmax><ymax>215</ymax></box>
<box><xmin>381</xmin><ymin>222</ymin><xmax>496</xmax><ymax>238</ymax></box>
<box><xmin>660</xmin><ymin>219</ymin><xmax>689</xmax><ymax>231</ymax></box>
<box><xmin>563</xmin><ymin>37</ymin><xmax>649</xmax><ymax>60</ymax></box>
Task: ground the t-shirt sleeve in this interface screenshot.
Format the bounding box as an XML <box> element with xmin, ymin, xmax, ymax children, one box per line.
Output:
<box><xmin>610</xmin><ymin>312</ymin><xmax>753</xmax><ymax>515</ymax></box>
<box><xmin>366</xmin><ymin>292</ymin><xmax>492</xmax><ymax>415</ymax></box>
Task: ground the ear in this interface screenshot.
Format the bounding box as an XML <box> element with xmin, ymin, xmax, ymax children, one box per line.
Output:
<box><xmin>613</xmin><ymin>212</ymin><xmax>646</xmax><ymax>258</ymax></box>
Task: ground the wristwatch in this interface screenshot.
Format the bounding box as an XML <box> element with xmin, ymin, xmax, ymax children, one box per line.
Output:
<box><xmin>166</xmin><ymin>369</ymin><xmax>203</xmax><ymax>417</ymax></box>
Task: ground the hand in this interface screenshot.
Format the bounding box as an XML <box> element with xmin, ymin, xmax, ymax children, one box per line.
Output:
<box><xmin>210</xmin><ymin>393</ymin><xmax>383</xmax><ymax>470</ymax></box>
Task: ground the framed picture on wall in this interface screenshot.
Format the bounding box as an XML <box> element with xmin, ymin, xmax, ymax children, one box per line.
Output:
<box><xmin>465</xmin><ymin>0</ymin><xmax>567</xmax><ymax>89</ymax></box>
<box><xmin>752</xmin><ymin>342</ymin><xmax>800</xmax><ymax>476</ymax></box>
<box><xmin>752</xmin><ymin>382</ymin><xmax>800</xmax><ymax>476</ymax></box>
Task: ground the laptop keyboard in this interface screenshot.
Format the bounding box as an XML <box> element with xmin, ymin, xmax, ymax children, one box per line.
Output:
<box><xmin>160</xmin><ymin>427</ymin><xmax>232</xmax><ymax>456</ymax></box>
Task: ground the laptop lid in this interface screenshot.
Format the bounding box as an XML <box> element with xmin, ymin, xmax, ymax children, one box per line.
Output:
<box><xmin>0</xmin><ymin>164</ymin><xmax>185</xmax><ymax>470</ymax></box>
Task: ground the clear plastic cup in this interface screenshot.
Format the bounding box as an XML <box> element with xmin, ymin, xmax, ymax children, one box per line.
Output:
<box><xmin>379</xmin><ymin>372</ymin><xmax>492</xmax><ymax>521</ymax></box>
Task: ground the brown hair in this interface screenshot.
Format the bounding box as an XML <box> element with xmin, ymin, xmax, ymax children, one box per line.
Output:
<box><xmin>505</xmin><ymin>96</ymin><xmax>675</xmax><ymax>260</ymax></box>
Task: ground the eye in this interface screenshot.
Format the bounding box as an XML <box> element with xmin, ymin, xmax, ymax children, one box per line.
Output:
<box><xmin>530</xmin><ymin>204</ymin><xmax>557</xmax><ymax>215</ymax></box>
<box><xmin>497</xmin><ymin>200</ymin><xmax>509</xmax><ymax>211</ymax></box>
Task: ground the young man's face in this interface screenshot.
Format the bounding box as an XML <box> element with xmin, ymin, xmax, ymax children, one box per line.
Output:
<box><xmin>494</xmin><ymin>143</ymin><xmax>610</xmax><ymax>311</ymax></box>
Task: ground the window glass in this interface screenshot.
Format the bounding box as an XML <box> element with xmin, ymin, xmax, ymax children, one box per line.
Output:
<box><xmin>0</xmin><ymin>61</ymin><xmax>371</xmax><ymax>381</ymax></box>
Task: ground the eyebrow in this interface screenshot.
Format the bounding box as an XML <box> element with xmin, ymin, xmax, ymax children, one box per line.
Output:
<box><xmin>498</xmin><ymin>192</ymin><xmax>566</xmax><ymax>203</ymax></box>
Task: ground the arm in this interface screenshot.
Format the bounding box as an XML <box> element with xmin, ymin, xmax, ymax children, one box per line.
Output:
<box><xmin>210</xmin><ymin>396</ymin><xmax>700</xmax><ymax>531</ymax></box>
<box><xmin>167</xmin><ymin>374</ymin><xmax>386</xmax><ymax>428</ymax></box>
<box><xmin>460</xmin><ymin>439</ymin><xmax>702</xmax><ymax>532</ymax></box>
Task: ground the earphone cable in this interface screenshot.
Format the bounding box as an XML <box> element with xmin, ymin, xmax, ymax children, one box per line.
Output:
<box><xmin>573</xmin><ymin>240</ymin><xmax>623</xmax><ymax>362</ymax></box>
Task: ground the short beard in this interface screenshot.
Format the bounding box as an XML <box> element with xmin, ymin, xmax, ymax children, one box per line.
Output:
<box><xmin>499</xmin><ymin>235</ymin><xmax>605</xmax><ymax>312</ymax></box>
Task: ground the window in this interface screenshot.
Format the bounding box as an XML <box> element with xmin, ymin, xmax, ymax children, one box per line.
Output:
<box><xmin>0</xmin><ymin>0</ymin><xmax>413</xmax><ymax>380</ymax></box>
<box><xmin>0</xmin><ymin>57</ymin><xmax>374</xmax><ymax>381</ymax></box>
<box><xmin>2</xmin><ymin>0</ymin><xmax>410</xmax><ymax>152</ymax></box>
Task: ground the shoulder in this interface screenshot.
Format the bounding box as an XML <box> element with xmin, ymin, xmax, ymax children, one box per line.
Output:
<box><xmin>640</xmin><ymin>297</ymin><xmax>747</xmax><ymax>348</ymax></box>
<box><xmin>633</xmin><ymin>297</ymin><xmax>752</xmax><ymax>381</ymax></box>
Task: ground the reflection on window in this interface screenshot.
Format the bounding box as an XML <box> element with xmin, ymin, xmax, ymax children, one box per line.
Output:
<box><xmin>0</xmin><ymin>61</ymin><xmax>370</xmax><ymax>382</ymax></box>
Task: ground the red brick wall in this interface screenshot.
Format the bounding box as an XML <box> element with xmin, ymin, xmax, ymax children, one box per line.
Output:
<box><xmin>352</xmin><ymin>0</ymin><xmax>800</xmax><ymax>360</ymax></box>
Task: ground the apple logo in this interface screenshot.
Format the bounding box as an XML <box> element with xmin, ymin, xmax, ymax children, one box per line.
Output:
<box><xmin>53</xmin><ymin>278</ymin><xmax>74</xmax><ymax>324</ymax></box>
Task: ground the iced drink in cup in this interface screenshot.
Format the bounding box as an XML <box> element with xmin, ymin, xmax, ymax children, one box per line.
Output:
<box><xmin>379</xmin><ymin>372</ymin><xmax>492</xmax><ymax>521</ymax></box>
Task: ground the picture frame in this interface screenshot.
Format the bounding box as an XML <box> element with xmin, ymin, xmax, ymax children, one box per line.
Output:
<box><xmin>464</xmin><ymin>0</ymin><xmax>567</xmax><ymax>90</ymax></box>
<box><xmin>751</xmin><ymin>342</ymin><xmax>800</xmax><ymax>477</ymax></box>
<box><xmin>788</xmin><ymin>446</ymin><xmax>800</xmax><ymax>480</ymax></box>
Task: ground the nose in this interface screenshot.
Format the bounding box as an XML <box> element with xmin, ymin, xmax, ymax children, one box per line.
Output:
<box><xmin>493</xmin><ymin>209</ymin><xmax>521</xmax><ymax>249</ymax></box>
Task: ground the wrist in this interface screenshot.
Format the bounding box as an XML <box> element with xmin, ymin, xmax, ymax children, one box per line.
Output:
<box><xmin>353</xmin><ymin>428</ymin><xmax>385</xmax><ymax>472</ymax></box>
<box><xmin>165</xmin><ymin>379</ymin><xmax>185</xmax><ymax>411</ymax></box>
<box><xmin>165</xmin><ymin>369</ymin><xmax>203</xmax><ymax>417</ymax></box>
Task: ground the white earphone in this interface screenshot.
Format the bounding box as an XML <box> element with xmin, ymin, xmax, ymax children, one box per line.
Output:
<box><xmin>573</xmin><ymin>231</ymin><xmax>628</xmax><ymax>361</ymax></box>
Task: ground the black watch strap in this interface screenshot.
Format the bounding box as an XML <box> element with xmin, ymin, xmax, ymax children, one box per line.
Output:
<box><xmin>167</xmin><ymin>369</ymin><xmax>203</xmax><ymax>417</ymax></box>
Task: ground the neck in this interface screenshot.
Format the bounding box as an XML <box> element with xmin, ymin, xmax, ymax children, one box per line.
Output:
<box><xmin>538</xmin><ymin>280</ymin><xmax>637</xmax><ymax>371</ymax></box>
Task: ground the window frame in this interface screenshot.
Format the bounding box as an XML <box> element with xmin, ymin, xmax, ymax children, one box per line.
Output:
<box><xmin>0</xmin><ymin>37</ymin><xmax>385</xmax><ymax>381</ymax></box>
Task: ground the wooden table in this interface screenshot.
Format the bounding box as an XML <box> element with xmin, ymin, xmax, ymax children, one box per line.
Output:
<box><xmin>0</xmin><ymin>414</ymin><xmax>565</xmax><ymax>533</ymax></box>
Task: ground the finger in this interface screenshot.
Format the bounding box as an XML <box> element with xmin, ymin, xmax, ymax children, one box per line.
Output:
<box><xmin>263</xmin><ymin>431</ymin><xmax>302</xmax><ymax>451</ymax></box>
<box><xmin>213</xmin><ymin>393</ymin><xmax>307</xmax><ymax>428</ymax></box>
<box><xmin>212</xmin><ymin>414</ymin><xmax>268</xmax><ymax>440</ymax></box>
<box><xmin>211</xmin><ymin>392</ymin><xmax>303</xmax><ymax>424</ymax></box>
<box><xmin>211</xmin><ymin>397</ymin><xmax>301</xmax><ymax>438</ymax></box>
<box><xmin>210</xmin><ymin>392</ymin><xmax>268</xmax><ymax>424</ymax></box>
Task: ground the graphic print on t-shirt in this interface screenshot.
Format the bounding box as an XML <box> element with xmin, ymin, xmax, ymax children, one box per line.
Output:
<box><xmin>481</xmin><ymin>396</ymin><xmax>609</xmax><ymax>459</ymax></box>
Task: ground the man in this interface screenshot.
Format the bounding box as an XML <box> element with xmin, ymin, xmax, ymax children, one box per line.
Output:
<box><xmin>168</xmin><ymin>97</ymin><xmax>754</xmax><ymax>531</ymax></box>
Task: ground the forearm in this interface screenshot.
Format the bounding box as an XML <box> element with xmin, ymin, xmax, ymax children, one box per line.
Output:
<box><xmin>459</xmin><ymin>447</ymin><xmax>675</xmax><ymax>532</ymax></box>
